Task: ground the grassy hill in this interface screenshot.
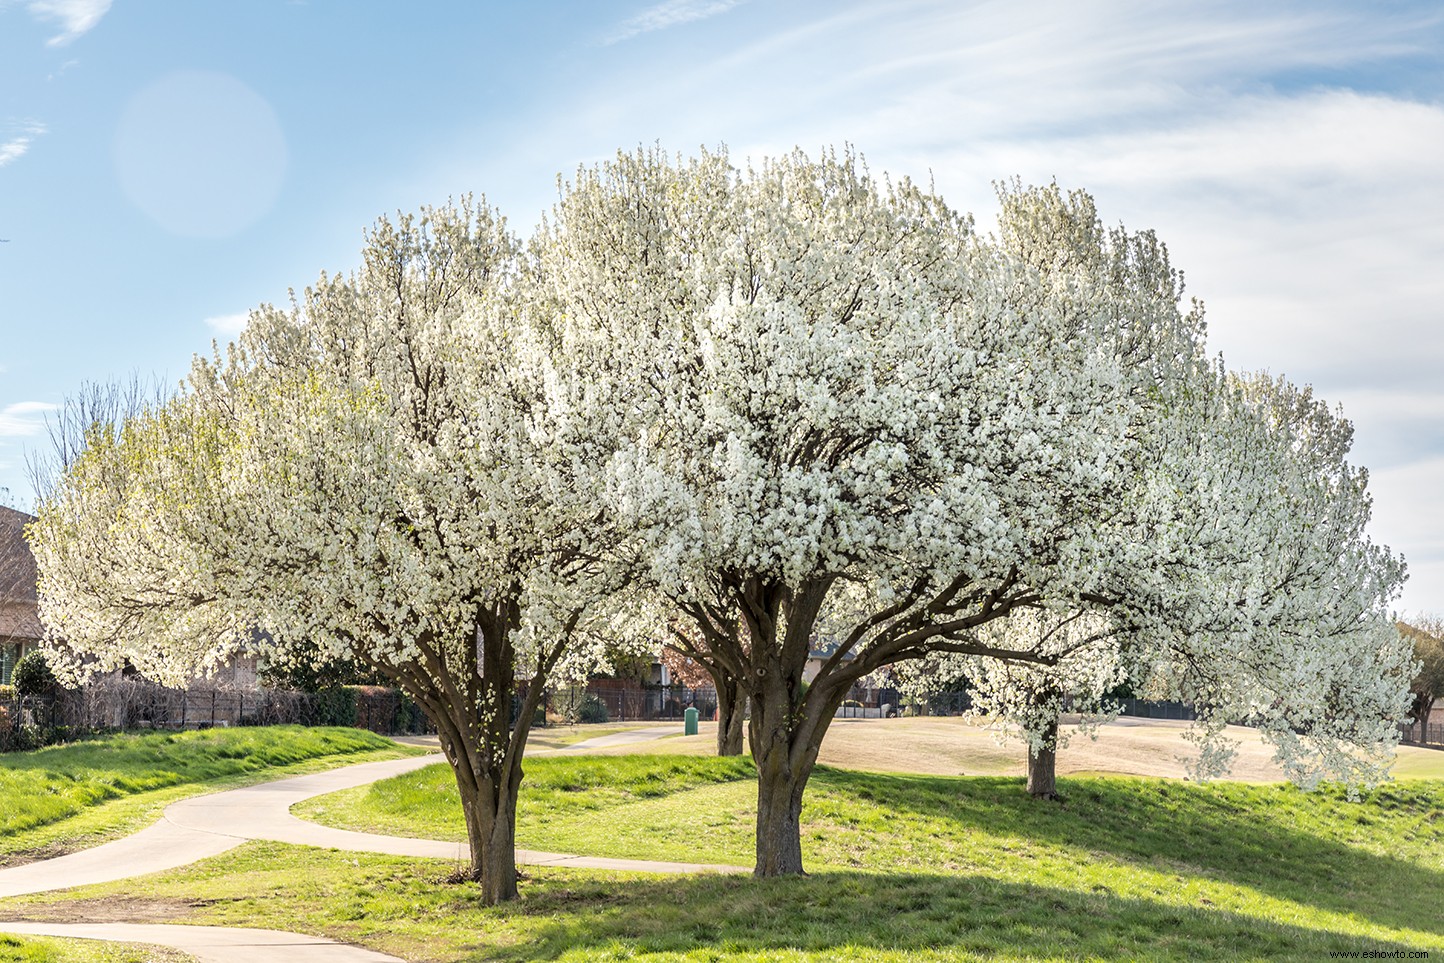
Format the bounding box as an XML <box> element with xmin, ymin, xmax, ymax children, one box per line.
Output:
<box><xmin>8</xmin><ymin>751</ymin><xmax>1439</xmax><ymax>961</ymax></box>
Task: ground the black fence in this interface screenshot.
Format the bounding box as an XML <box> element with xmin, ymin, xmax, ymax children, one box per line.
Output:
<box><xmin>553</xmin><ymin>682</ymin><xmax>719</xmax><ymax>724</ymax></box>
<box><xmin>908</xmin><ymin>692</ymin><xmax>1199</xmax><ymax>721</ymax></box>
<box><xmin>1111</xmin><ymin>698</ymin><xmax>1197</xmax><ymax>721</ymax></box>
<box><xmin>1400</xmin><ymin>720</ymin><xmax>1444</xmax><ymax>747</ymax></box>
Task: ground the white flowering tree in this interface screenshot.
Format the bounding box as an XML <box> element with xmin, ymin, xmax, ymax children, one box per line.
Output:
<box><xmin>1112</xmin><ymin>369</ymin><xmax>1415</xmax><ymax>787</ymax></box>
<box><xmin>956</xmin><ymin>185</ymin><xmax>1412</xmax><ymax>796</ymax></box>
<box><xmin>538</xmin><ymin>147</ymin><xmax>1411</xmax><ymax>876</ymax></box>
<box><xmin>897</xmin><ymin>610</ymin><xmax>1124</xmax><ymax>800</ymax></box>
<box><xmin>29</xmin><ymin>201</ymin><xmax>629</xmax><ymax>904</ymax></box>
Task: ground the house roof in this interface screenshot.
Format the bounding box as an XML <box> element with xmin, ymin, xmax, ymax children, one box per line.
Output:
<box><xmin>0</xmin><ymin>506</ymin><xmax>41</xmax><ymax>641</ymax></box>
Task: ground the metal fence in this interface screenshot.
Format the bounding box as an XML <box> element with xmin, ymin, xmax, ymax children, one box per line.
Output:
<box><xmin>1400</xmin><ymin>720</ymin><xmax>1444</xmax><ymax>746</ymax></box>
<box><xmin>1111</xmin><ymin>698</ymin><xmax>1197</xmax><ymax>721</ymax></box>
<box><xmin>557</xmin><ymin>681</ymin><xmax>719</xmax><ymax>724</ymax></box>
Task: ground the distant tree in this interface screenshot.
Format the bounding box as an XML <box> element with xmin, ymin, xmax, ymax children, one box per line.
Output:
<box><xmin>904</xmin><ymin>610</ymin><xmax>1123</xmax><ymax>801</ymax></box>
<box><xmin>26</xmin><ymin>375</ymin><xmax>168</xmax><ymax>501</ymax></box>
<box><xmin>12</xmin><ymin>650</ymin><xmax>56</xmax><ymax>696</ymax></box>
<box><xmin>663</xmin><ymin>613</ymin><xmax>749</xmax><ymax>755</ymax></box>
<box><xmin>1397</xmin><ymin>618</ymin><xmax>1444</xmax><ymax>740</ymax></box>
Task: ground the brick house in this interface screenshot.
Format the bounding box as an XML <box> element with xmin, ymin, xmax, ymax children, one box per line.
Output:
<box><xmin>0</xmin><ymin>505</ymin><xmax>41</xmax><ymax>685</ymax></box>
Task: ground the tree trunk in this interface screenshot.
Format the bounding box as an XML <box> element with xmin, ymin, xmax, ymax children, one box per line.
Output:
<box><xmin>1410</xmin><ymin>691</ymin><xmax>1434</xmax><ymax>743</ymax></box>
<box><xmin>747</xmin><ymin>657</ymin><xmax>834</xmax><ymax>877</ymax></box>
<box><xmin>716</xmin><ymin>671</ymin><xmax>746</xmax><ymax>756</ymax></box>
<box><xmin>408</xmin><ymin>611</ymin><xmax>542</xmax><ymax>906</ymax></box>
<box><xmin>1027</xmin><ymin>714</ymin><xmax>1060</xmax><ymax>800</ymax></box>
<box><xmin>456</xmin><ymin>768</ymin><xmax>520</xmax><ymax>903</ymax></box>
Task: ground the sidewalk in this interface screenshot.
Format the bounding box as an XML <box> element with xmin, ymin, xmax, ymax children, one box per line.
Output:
<box><xmin>0</xmin><ymin>921</ymin><xmax>405</xmax><ymax>962</ymax></box>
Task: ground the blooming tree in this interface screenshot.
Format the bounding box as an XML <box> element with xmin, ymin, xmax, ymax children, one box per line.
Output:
<box><xmin>537</xmin><ymin>148</ymin><xmax>1411</xmax><ymax>875</ymax></box>
<box><xmin>29</xmin><ymin>200</ymin><xmax>630</xmax><ymax>903</ymax></box>
<box><xmin>898</xmin><ymin>610</ymin><xmax>1125</xmax><ymax>799</ymax></box>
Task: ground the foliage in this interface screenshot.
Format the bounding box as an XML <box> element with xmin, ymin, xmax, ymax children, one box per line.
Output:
<box><xmin>310</xmin><ymin>686</ymin><xmax>358</xmax><ymax>727</ymax></box>
<box><xmin>11</xmin><ymin>652</ymin><xmax>56</xmax><ymax>697</ymax></box>
<box><xmin>256</xmin><ymin>638</ymin><xmax>386</xmax><ymax>692</ymax></box>
<box><xmin>573</xmin><ymin>694</ymin><xmax>609</xmax><ymax>725</ymax></box>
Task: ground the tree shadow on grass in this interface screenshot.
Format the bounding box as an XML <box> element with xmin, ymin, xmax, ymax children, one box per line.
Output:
<box><xmin>493</xmin><ymin>870</ymin><xmax>1430</xmax><ymax>962</ymax></box>
<box><xmin>809</xmin><ymin>768</ymin><xmax>1444</xmax><ymax>940</ymax></box>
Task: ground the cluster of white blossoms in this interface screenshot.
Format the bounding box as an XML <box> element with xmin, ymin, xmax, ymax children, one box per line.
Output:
<box><xmin>29</xmin><ymin>146</ymin><xmax>1412</xmax><ymax>823</ymax></box>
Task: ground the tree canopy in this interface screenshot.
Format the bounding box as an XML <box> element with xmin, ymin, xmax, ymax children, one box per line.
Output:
<box><xmin>536</xmin><ymin>148</ymin><xmax>1410</xmax><ymax>873</ymax></box>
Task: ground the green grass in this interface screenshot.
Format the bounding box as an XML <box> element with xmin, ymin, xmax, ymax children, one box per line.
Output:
<box><xmin>298</xmin><ymin>754</ymin><xmax>755</xmax><ymax>852</ymax></box>
<box><xmin>0</xmin><ymin>726</ymin><xmax>419</xmax><ymax>864</ymax></box>
<box><xmin>243</xmin><ymin>756</ymin><xmax>1444</xmax><ymax>959</ymax></box>
<box><xmin>6</xmin><ymin>746</ymin><xmax>1443</xmax><ymax>960</ymax></box>
<box><xmin>1</xmin><ymin>835</ymin><xmax>1435</xmax><ymax>962</ymax></box>
<box><xmin>0</xmin><ymin>933</ymin><xmax>193</xmax><ymax>962</ymax></box>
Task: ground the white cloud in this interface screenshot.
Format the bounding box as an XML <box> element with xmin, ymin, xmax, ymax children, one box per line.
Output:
<box><xmin>0</xmin><ymin>138</ymin><xmax>31</xmax><ymax>166</ymax></box>
<box><xmin>602</xmin><ymin>0</ymin><xmax>745</xmax><ymax>45</ymax></box>
<box><xmin>26</xmin><ymin>0</ymin><xmax>111</xmax><ymax>46</ymax></box>
<box><xmin>1367</xmin><ymin>456</ymin><xmax>1444</xmax><ymax>614</ymax></box>
<box><xmin>0</xmin><ymin>122</ymin><xmax>46</xmax><ymax>167</ymax></box>
<box><xmin>0</xmin><ymin>402</ymin><xmax>57</xmax><ymax>438</ymax></box>
<box><xmin>204</xmin><ymin>312</ymin><xmax>250</xmax><ymax>337</ymax></box>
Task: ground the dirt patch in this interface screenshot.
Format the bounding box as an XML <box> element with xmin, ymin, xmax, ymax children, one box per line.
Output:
<box><xmin>0</xmin><ymin>897</ymin><xmax>203</xmax><ymax>924</ymax></box>
<box><xmin>0</xmin><ymin>843</ymin><xmax>80</xmax><ymax>870</ymax></box>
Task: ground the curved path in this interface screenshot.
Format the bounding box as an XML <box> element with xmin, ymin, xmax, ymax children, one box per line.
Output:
<box><xmin>0</xmin><ymin>921</ymin><xmax>405</xmax><ymax>962</ymax></box>
<box><xmin>0</xmin><ymin>726</ymin><xmax>746</xmax><ymax>961</ymax></box>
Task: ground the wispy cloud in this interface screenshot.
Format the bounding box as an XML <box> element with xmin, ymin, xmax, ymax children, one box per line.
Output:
<box><xmin>0</xmin><ymin>122</ymin><xmax>46</xmax><ymax>167</ymax></box>
<box><xmin>0</xmin><ymin>138</ymin><xmax>31</xmax><ymax>167</ymax></box>
<box><xmin>0</xmin><ymin>402</ymin><xmax>58</xmax><ymax>438</ymax></box>
<box><xmin>26</xmin><ymin>0</ymin><xmax>111</xmax><ymax>46</ymax></box>
<box><xmin>602</xmin><ymin>0</ymin><xmax>745</xmax><ymax>45</ymax></box>
<box><xmin>204</xmin><ymin>312</ymin><xmax>250</xmax><ymax>337</ymax></box>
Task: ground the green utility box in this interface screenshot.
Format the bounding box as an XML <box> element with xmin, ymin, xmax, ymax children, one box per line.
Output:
<box><xmin>684</xmin><ymin>706</ymin><xmax>699</xmax><ymax>735</ymax></box>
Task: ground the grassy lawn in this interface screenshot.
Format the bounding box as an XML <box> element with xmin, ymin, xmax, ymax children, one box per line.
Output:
<box><xmin>0</xmin><ymin>726</ymin><xmax>420</xmax><ymax>865</ymax></box>
<box><xmin>8</xmin><ymin>755</ymin><xmax>1438</xmax><ymax>961</ymax></box>
<box><xmin>0</xmin><ymin>933</ymin><xmax>193</xmax><ymax>962</ymax></box>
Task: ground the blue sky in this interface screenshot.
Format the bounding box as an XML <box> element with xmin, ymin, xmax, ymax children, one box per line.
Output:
<box><xmin>1</xmin><ymin>0</ymin><xmax>1442</xmax><ymax>611</ymax></box>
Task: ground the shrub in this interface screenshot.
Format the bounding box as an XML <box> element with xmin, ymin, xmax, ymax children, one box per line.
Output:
<box><xmin>576</xmin><ymin>694</ymin><xmax>609</xmax><ymax>724</ymax></box>
<box><xmin>312</xmin><ymin>686</ymin><xmax>358</xmax><ymax>727</ymax></box>
<box><xmin>394</xmin><ymin>690</ymin><xmax>429</xmax><ymax>734</ymax></box>
<box><xmin>12</xmin><ymin>651</ymin><xmax>57</xmax><ymax>696</ymax></box>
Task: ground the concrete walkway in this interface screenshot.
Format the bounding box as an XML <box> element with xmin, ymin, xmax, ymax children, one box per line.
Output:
<box><xmin>0</xmin><ymin>921</ymin><xmax>405</xmax><ymax>962</ymax></box>
<box><xmin>555</xmin><ymin>724</ymin><xmax>685</xmax><ymax>751</ymax></box>
<box><xmin>392</xmin><ymin>721</ymin><xmax>689</xmax><ymax>755</ymax></box>
<box><xmin>0</xmin><ymin>727</ymin><xmax>745</xmax><ymax>960</ymax></box>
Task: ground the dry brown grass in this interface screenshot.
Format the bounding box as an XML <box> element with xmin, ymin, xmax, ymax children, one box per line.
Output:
<box><xmin>592</xmin><ymin>715</ymin><xmax>1444</xmax><ymax>781</ymax></box>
